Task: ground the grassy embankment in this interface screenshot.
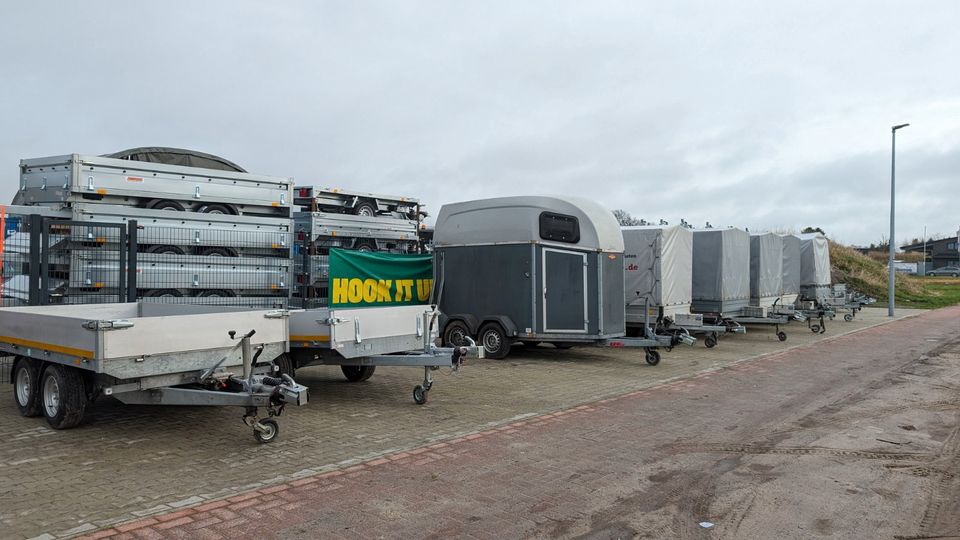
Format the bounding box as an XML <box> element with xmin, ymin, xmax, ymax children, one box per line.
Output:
<box><xmin>830</xmin><ymin>243</ymin><xmax>960</xmax><ymax>309</ymax></box>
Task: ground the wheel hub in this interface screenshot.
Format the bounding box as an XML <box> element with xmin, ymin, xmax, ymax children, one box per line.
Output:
<box><xmin>483</xmin><ymin>332</ymin><xmax>501</xmax><ymax>351</ymax></box>
<box><xmin>43</xmin><ymin>375</ymin><xmax>60</xmax><ymax>417</ymax></box>
<box><xmin>15</xmin><ymin>368</ymin><xmax>30</xmax><ymax>405</ymax></box>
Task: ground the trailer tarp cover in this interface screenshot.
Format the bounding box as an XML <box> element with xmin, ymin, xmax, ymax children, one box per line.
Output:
<box><xmin>328</xmin><ymin>248</ymin><xmax>433</xmax><ymax>307</ymax></box>
<box><xmin>750</xmin><ymin>233</ymin><xmax>784</xmax><ymax>299</ymax></box>
<box><xmin>103</xmin><ymin>147</ymin><xmax>247</xmax><ymax>173</ymax></box>
<box><xmin>799</xmin><ymin>233</ymin><xmax>831</xmax><ymax>286</ymax></box>
<box><xmin>622</xmin><ymin>225</ymin><xmax>692</xmax><ymax>308</ymax></box>
<box><xmin>692</xmin><ymin>228</ymin><xmax>750</xmax><ymax>302</ymax></box>
<box><xmin>780</xmin><ymin>234</ymin><xmax>801</xmax><ymax>294</ymax></box>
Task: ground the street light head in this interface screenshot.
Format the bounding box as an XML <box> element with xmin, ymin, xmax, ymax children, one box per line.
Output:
<box><xmin>892</xmin><ymin>123</ymin><xmax>910</xmax><ymax>131</ymax></box>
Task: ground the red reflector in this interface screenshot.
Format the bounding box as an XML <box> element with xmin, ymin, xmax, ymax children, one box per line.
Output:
<box><xmin>609</xmin><ymin>341</ymin><xmax>624</xmax><ymax>348</ymax></box>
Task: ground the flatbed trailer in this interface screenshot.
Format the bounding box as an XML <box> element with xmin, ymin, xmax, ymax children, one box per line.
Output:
<box><xmin>2</xmin><ymin>302</ymin><xmax>308</xmax><ymax>442</ymax></box>
<box><xmin>281</xmin><ymin>305</ymin><xmax>483</xmax><ymax>404</ymax></box>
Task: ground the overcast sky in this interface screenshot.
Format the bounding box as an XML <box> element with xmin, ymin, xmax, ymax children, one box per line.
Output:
<box><xmin>1</xmin><ymin>1</ymin><xmax>957</xmax><ymax>246</ymax></box>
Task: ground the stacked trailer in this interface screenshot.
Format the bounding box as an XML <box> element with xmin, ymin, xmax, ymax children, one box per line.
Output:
<box><xmin>293</xmin><ymin>186</ymin><xmax>422</xmax><ymax>220</ymax></box>
<box><xmin>14</xmin><ymin>149</ymin><xmax>294</xmax><ymax>307</ymax></box>
<box><xmin>434</xmin><ymin>196</ymin><xmax>684</xmax><ymax>365</ymax></box>
<box><xmin>622</xmin><ymin>225</ymin><xmax>724</xmax><ymax>348</ymax></box>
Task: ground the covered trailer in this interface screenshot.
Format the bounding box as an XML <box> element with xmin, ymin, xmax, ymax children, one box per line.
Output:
<box><xmin>749</xmin><ymin>232</ymin><xmax>784</xmax><ymax>308</ymax></box>
<box><xmin>435</xmin><ymin>196</ymin><xmax>673</xmax><ymax>363</ymax></box>
<box><xmin>691</xmin><ymin>228</ymin><xmax>751</xmax><ymax>315</ymax></box>
<box><xmin>799</xmin><ymin>233</ymin><xmax>832</xmax><ymax>302</ymax></box>
<box><xmin>779</xmin><ymin>233</ymin><xmax>801</xmax><ymax>305</ymax></box>
<box><xmin>623</xmin><ymin>225</ymin><xmax>693</xmax><ymax>321</ymax></box>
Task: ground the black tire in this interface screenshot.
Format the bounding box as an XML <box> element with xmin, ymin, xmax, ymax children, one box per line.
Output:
<box><xmin>844</xmin><ymin>314</ymin><xmax>854</xmax><ymax>322</ymax></box>
<box><xmin>354</xmin><ymin>240</ymin><xmax>377</xmax><ymax>252</ymax></box>
<box><xmin>147</xmin><ymin>199</ymin><xmax>185</xmax><ymax>211</ymax></box>
<box><xmin>273</xmin><ymin>354</ymin><xmax>296</xmax><ymax>377</ymax></box>
<box><xmin>197</xmin><ymin>246</ymin><xmax>237</xmax><ymax>257</ymax></box>
<box><xmin>254</xmin><ymin>418</ymin><xmax>279</xmax><ymax>444</ymax></box>
<box><xmin>146</xmin><ymin>245</ymin><xmax>185</xmax><ymax>255</ymax></box>
<box><xmin>198</xmin><ymin>203</ymin><xmax>235</xmax><ymax>215</ymax></box>
<box><xmin>354</xmin><ymin>202</ymin><xmax>377</xmax><ymax>217</ymax></box>
<box><xmin>442</xmin><ymin>320</ymin><xmax>471</xmax><ymax>347</ymax></box>
<box><xmin>12</xmin><ymin>357</ymin><xmax>42</xmax><ymax>417</ymax></box>
<box><xmin>197</xmin><ymin>289</ymin><xmax>236</xmax><ymax>298</ymax></box>
<box><xmin>777</xmin><ymin>331</ymin><xmax>787</xmax><ymax>342</ymax></box>
<box><xmin>40</xmin><ymin>364</ymin><xmax>86</xmax><ymax>429</ymax></box>
<box><xmin>645</xmin><ymin>349</ymin><xmax>661</xmax><ymax>366</ymax></box>
<box><xmin>553</xmin><ymin>343</ymin><xmax>574</xmax><ymax>350</ymax></box>
<box><xmin>810</xmin><ymin>325</ymin><xmax>820</xmax><ymax>334</ymax></box>
<box><xmin>704</xmin><ymin>335</ymin><xmax>718</xmax><ymax>348</ymax></box>
<box><xmin>479</xmin><ymin>322</ymin><xmax>512</xmax><ymax>360</ymax></box>
<box><xmin>144</xmin><ymin>289</ymin><xmax>183</xmax><ymax>298</ymax></box>
<box><xmin>341</xmin><ymin>365</ymin><xmax>376</xmax><ymax>382</ymax></box>
<box><xmin>413</xmin><ymin>385</ymin><xmax>428</xmax><ymax>405</ymax></box>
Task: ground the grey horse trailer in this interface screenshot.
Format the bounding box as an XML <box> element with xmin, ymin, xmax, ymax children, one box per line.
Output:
<box><xmin>433</xmin><ymin>196</ymin><xmax>629</xmax><ymax>360</ymax></box>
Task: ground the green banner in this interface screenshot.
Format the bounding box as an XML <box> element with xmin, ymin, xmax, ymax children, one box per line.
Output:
<box><xmin>328</xmin><ymin>248</ymin><xmax>434</xmax><ymax>307</ymax></box>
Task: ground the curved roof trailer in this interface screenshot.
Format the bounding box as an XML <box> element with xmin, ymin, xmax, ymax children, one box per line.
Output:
<box><xmin>434</xmin><ymin>196</ymin><xmax>685</xmax><ymax>365</ymax></box>
<box><xmin>622</xmin><ymin>225</ymin><xmax>725</xmax><ymax>348</ymax></box>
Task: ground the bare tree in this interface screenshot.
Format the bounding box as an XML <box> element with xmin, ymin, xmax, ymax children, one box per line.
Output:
<box><xmin>612</xmin><ymin>209</ymin><xmax>644</xmax><ymax>226</ymax></box>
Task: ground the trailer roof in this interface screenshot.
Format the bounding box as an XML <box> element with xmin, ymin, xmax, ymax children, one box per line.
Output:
<box><xmin>434</xmin><ymin>195</ymin><xmax>624</xmax><ymax>251</ymax></box>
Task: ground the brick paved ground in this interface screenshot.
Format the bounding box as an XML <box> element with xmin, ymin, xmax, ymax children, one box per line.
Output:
<box><xmin>0</xmin><ymin>308</ymin><xmax>928</xmax><ymax>538</ymax></box>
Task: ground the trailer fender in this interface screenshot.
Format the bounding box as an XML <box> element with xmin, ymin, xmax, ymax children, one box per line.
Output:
<box><xmin>441</xmin><ymin>314</ymin><xmax>481</xmax><ymax>335</ymax></box>
<box><xmin>480</xmin><ymin>316</ymin><xmax>518</xmax><ymax>338</ymax></box>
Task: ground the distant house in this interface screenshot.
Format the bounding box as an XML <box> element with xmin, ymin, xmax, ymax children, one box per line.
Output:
<box><xmin>900</xmin><ymin>237</ymin><xmax>960</xmax><ymax>268</ymax></box>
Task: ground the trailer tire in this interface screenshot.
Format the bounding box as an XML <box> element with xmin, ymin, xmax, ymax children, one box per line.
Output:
<box><xmin>197</xmin><ymin>246</ymin><xmax>238</xmax><ymax>257</ymax></box>
<box><xmin>198</xmin><ymin>203</ymin><xmax>235</xmax><ymax>215</ymax></box>
<box><xmin>354</xmin><ymin>240</ymin><xmax>376</xmax><ymax>252</ymax></box>
<box><xmin>442</xmin><ymin>320</ymin><xmax>471</xmax><ymax>347</ymax></box>
<box><xmin>479</xmin><ymin>322</ymin><xmax>511</xmax><ymax>360</ymax></box>
<box><xmin>272</xmin><ymin>354</ymin><xmax>296</xmax><ymax>377</ymax></box>
<box><xmin>413</xmin><ymin>384</ymin><xmax>428</xmax><ymax>405</ymax></box>
<box><xmin>843</xmin><ymin>313</ymin><xmax>853</xmax><ymax>322</ymax></box>
<box><xmin>341</xmin><ymin>365</ymin><xmax>376</xmax><ymax>382</ymax></box>
<box><xmin>254</xmin><ymin>418</ymin><xmax>279</xmax><ymax>444</ymax></box>
<box><xmin>645</xmin><ymin>349</ymin><xmax>661</xmax><ymax>366</ymax></box>
<box><xmin>553</xmin><ymin>343</ymin><xmax>574</xmax><ymax>350</ymax></box>
<box><xmin>13</xmin><ymin>357</ymin><xmax>43</xmax><ymax>417</ymax></box>
<box><xmin>147</xmin><ymin>199</ymin><xmax>185</xmax><ymax>212</ymax></box>
<box><xmin>144</xmin><ymin>289</ymin><xmax>183</xmax><ymax>298</ymax></box>
<box><xmin>197</xmin><ymin>289</ymin><xmax>236</xmax><ymax>298</ymax></box>
<box><xmin>704</xmin><ymin>335</ymin><xmax>718</xmax><ymax>348</ymax></box>
<box><xmin>810</xmin><ymin>324</ymin><xmax>820</xmax><ymax>334</ymax></box>
<box><xmin>41</xmin><ymin>365</ymin><xmax>86</xmax><ymax>429</ymax></box>
<box><xmin>354</xmin><ymin>202</ymin><xmax>377</xmax><ymax>217</ymax></box>
<box><xmin>146</xmin><ymin>245</ymin><xmax>185</xmax><ymax>255</ymax></box>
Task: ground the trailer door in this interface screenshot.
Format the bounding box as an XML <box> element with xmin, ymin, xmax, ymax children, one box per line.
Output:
<box><xmin>542</xmin><ymin>248</ymin><xmax>587</xmax><ymax>332</ymax></box>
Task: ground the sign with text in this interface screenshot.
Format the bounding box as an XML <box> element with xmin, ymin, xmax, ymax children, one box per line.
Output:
<box><xmin>328</xmin><ymin>248</ymin><xmax>433</xmax><ymax>307</ymax></box>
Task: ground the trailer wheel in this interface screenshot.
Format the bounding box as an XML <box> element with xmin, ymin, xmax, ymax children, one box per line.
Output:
<box><xmin>144</xmin><ymin>289</ymin><xmax>183</xmax><ymax>298</ymax></box>
<box><xmin>13</xmin><ymin>357</ymin><xmax>42</xmax><ymax>417</ymax></box>
<box><xmin>479</xmin><ymin>322</ymin><xmax>511</xmax><ymax>360</ymax></box>
<box><xmin>354</xmin><ymin>202</ymin><xmax>377</xmax><ymax>217</ymax></box>
<box><xmin>198</xmin><ymin>203</ymin><xmax>235</xmax><ymax>215</ymax></box>
<box><xmin>197</xmin><ymin>246</ymin><xmax>238</xmax><ymax>257</ymax></box>
<box><xmin>40</xmin><ymin>365</ymin><xmax>86</xmax><ymax>429</ymax></box>
<box><xmin>704</xmin><ymin>335</ymin><xmax>718</xmax><ymax>348</ymax></box>
<box><xmin>253</xmin><ymin>418</ymin><xmax>279</xmax><ymax>444</ymax></box>
<box><xmin>810</xmin><ymin>325</ymin><xmax>820</xmax><ymax>334</ymax></box>
<box><xmin>354</xmin><ymin>240</ymin><xmax>376</xmax><ymax>252</ymax></box>
<box><xmin>272</xmin><ymin>354</ymin><xmax>296</xmax><ymax>377</ymax></box>
<box><xmin>442</xmin><ymin>320</ymin><xmax>471</xmax><ymax>347</ymax></box>
<box><xmin>777</xmin><ymin>331</ymin><xmax>788</xmax><ymax>342</ymax></box>
<box><xmin>843</xmin><ymin>314</ymin><xmax>854</xmax><ymax>322</ymax></box>
<box><xmin>341</xmin><ymin>365</ymin><xmax>376</xmax><ymax>382</ymax></box>
<box><xmin>413</xmin><ymin>384</ymin><xmax>428</xmax><ymax>405</ymax></box>
<box><xmin>146</xmin><ymin>245</ymin><xmax>185</xmax><ymax>255</ymax></box>
<box><xmin>147</xmin><ymin>199</ymin><xmax>185</xmax><ymax>211</ymax></box>
<box><xmin>645</xmin><ymin>349</ymin><xmax>661</xmax><ymax>366</ymax></box>
<box><xmin>198</xmin><ymin>289</ymin><xmax>236</xmax><ymax>298</ymax></box>
<box><xmin>553</xmin><ymin>343</ymin><xmax>574</xmax><ymax>350</ymax></box>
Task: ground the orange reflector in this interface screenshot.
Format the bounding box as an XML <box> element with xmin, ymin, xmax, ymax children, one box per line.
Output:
<box><xmin>96</xmin><ymin>188</ymin><xmax>107</xmax><ymax>195</ymax></box>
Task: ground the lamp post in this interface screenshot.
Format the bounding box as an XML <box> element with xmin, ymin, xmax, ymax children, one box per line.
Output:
<box><xmin>888</xmin><ymin>123</ymin><xmax>909</xmax><ymax>317</ymax></box>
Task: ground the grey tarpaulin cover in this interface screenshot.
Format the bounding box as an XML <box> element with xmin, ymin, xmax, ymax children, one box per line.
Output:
<box><xmin>799</xmin><ymin>233</ymin><xmax>831</xmax><ymax>286</ymax></box>
<box><xmin>692</xmin><ymin>228</ymin><xmax>750</xmax><ymax>306</ymax></box>
<box><xmin>750</xmin><ymin>232</ymin><xmax>784</xmax><ymax>305</ymax></box>
<box><xmin>780</xmin><ymin>234</ymin><xmax>801</xmax><ymax>295</ymax></box>
<box><xmin>102</xmin><ymin>147</ymin><xmax>247</xmax><ymax>173</ymax></box>
<box><xmin>622</xmin><ymin>225</ymin><xmax>693</xmax><ymax>310</ymax></box>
